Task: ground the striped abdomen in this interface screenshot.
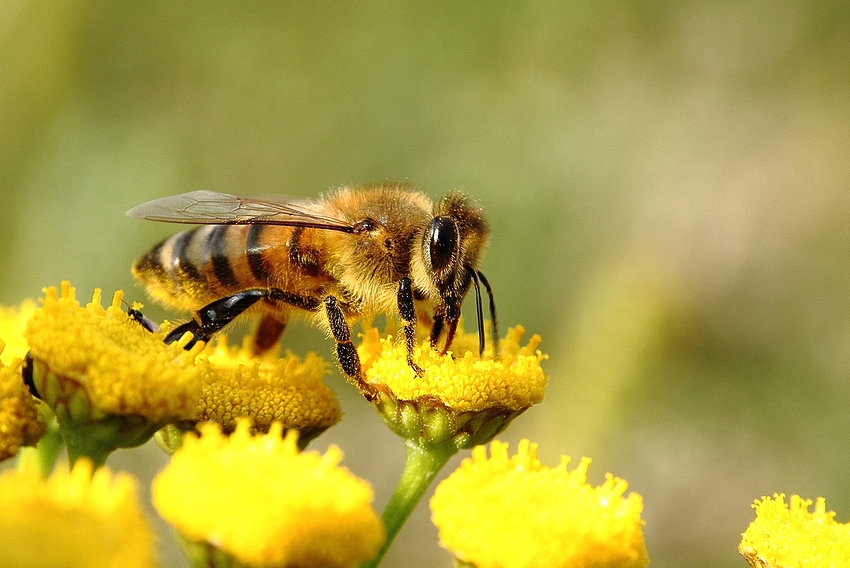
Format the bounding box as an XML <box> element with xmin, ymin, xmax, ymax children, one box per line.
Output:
<box><xmin>133</xmin><ymin>224</ymin><xmax>331</xmax><ymax>312</ymax></box>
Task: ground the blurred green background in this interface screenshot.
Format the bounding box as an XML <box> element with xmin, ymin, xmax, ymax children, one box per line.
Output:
<box><xmin>2</xmin><ymin>1</ymin><xmax>850</xmax><ymax>566</ymax></box>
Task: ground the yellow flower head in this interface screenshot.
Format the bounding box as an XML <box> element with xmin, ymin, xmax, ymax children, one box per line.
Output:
<box><xmin>152</xmin><ymin>420</ymin><xmax>385</xmax><ymax>568</ymax></box>
<box><xmin>195</xmin><ymin>337</ymin><xmax>342</xmax><ymax>442</ymax></box>
<box><xmin>740</xmin><ymin>494</ymin><xmax>850</xmax><ymax>568</ymax></box>
<box><xmin>430</xmin><ymin>439</ymin><xmax>649</xmax><ymax>568</ymax></box>
<box><xmin>0</xmin><ymin>299</ymin><xmax>37</xmax><ymax>365</ymax></box>
<box><xmin>361</xmin><ymin>325</ymin><xmax>546</xmax><ymax>411</ymax></box>
<box><xmin>359</xmin><ymin>325</ymin><xmax>547</xmax><ymax>449</ymax></box>
<box><xmin>0</xmin><ymin>342</ymin><xmax>45</xmax><ymax>462</ymax></box>
<box><xmin>23</xmin><ymin>282</ymin><xmax>202</xmax><ymax>422</ymax></box>
<box><xmin>0</xmin><ymin>459</ymin><xmax>156</xmax><ymax>568</ymax></box>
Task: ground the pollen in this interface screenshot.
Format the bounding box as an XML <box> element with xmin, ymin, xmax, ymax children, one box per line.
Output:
<box><xmin>430</xmin><ymin>439</ymin><xmax>649</xmax><ymax>568</ymax></box>
<box><xmin>0</xmin><ymin>459</ymin><xmax>156</xmax><ymax>568</ymax></box>
<box><xmin>152</xmin><ymin>421</ymin><xmax>385</xmax><ymax>568</ymax></box>
<box><xmin>740</xmin><ymin>494</ymin><xmax>850</xmax><ymax>567</ymax></box>
<box><xmin>0</xmin><ymin>342</ymin><xmax>45</xmax><ymax>462</ymax></box>
<box><xmin>196</xmin><ymin>337</ymin><xmax>342</xmax><ymax>440</ymax></box>
<box><xmin>0</xmin><ymin>299</ymin><xmax>37</xmax><ymax>365</ymax></box>
<box><xmin>359</xmin><ymin>325</ymin><xmax>547</xmax><ymax>412</ymax></box>
<box><xmin>23</xmin><ymin>282</ymin><xmax>202</xmax><ymax>422</ymax></box>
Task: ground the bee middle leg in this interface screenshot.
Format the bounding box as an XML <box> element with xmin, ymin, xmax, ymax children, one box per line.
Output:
<box><xmin>252</xmin><ymin>313</ymin><xmax>287</xmax><ymax>354</ymax></box>
<box><xmin>323</xmin><ymin>295</ymin><xmax>378</xmax><ymax>401</ymax></box>
<box><xmin>398</xmin><ymin>277</ymin><xmax>425</xmax><ymax>377</ymax></box>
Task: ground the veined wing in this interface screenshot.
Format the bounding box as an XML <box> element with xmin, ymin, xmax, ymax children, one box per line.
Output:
<box><xmin>126</xmin><ymin>190</ymin><xmax>354</xmax><ymax>232</ymax></box>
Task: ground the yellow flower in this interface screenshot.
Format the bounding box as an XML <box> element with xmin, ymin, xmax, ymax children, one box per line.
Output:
<box><xmin>359</xmin><ymin>325</ymin><xmax>547</xmax><ymax>449</ymax></box>
<box><xmin>23</xmin><ymin>282</ymin><xmax>204</xmax><ymax>465</ymax></box>
<box><xmin>0</xmin><ymin>342</ymin><xmax>45</xmax><ymax>462</ymax></box>
<box><xmin>430</xmin><ymin>439</ymin><xmax>649</xmax><ymax>568</ymax></box>
<box><xmin>195</xmin><ymin>337</ymin><xmax>341</xmax><ymax>442</ymax></box>
<box><xmin>361</xmin><ymin>325</ymin><xmax>545</xmax><ymax>411</ymax></box>
<box><xmin>24</xmin><ymin>282</ymin><xmax>202</xmax><ymax>422</ymax></box>
<box><xmin>0</xmin><ymin>459</ymin><xmax>156</xmax><ymax>568</ymax></box>
<box><xmin>740</xmin><ymin>494</ymin><xmax>850</xmax><ymax>568</ymax></box>
<box><xmin>0</xmin><ymin>299</ymin><xmax>37</xmax><ymax>365</ymax></box>
<box><xmin>152</xmin><ymin>420</ymin><xmax>385</xmax><ymax>568</ymax></box>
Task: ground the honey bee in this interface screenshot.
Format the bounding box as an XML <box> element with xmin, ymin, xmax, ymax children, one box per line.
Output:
<box><xmin>128</xmin><ymin>183</ymin><xmax>497</xmax><ymax>400</ymax></box>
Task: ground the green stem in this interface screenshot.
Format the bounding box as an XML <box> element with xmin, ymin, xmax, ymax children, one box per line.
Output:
<box><xmin>175</xmin><ymin>531</ymin><xmax>239</xmax><ymax>568</ymax></box>
<box><xmin>361</xmin><ymin>439</ymin><xmax>457</xmax><ymax>568</ymax></box>
<box><xmin>61</xmin><ymin>422</ymin><xmax>113</xmax><ymax>469</ymax></box>
<box><xmin>17</xmin><ymin>417</ymin><xmax>63</xmax><ymax>479</ymax></box>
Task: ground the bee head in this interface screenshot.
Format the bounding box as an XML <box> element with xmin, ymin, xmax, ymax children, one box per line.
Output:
<box><xmin>413</xmin><ymin>191</ymin><xmax>491</xmax><ymax>326</ymax></box>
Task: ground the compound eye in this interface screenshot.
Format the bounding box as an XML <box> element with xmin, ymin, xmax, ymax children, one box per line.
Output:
<box><xmin>353</xmin><ymin>218</ymin><xmax>379</xmax><ymax>233</ymax></box>
<box><xmin>428</xmin><ymin>216</ymin><xmax>458</xmax><ymax>272</ymax></box>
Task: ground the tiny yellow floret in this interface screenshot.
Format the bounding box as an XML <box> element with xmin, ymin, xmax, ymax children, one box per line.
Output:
<box><xmin>152</xmin><ymin>421</ymin><xmax>385</xmax><ymax>568</ymax></box>
<box><xmin>359</xmin><ymin>325</ymin><xmax>547</xmax><ymax>412</ymax></box>
<box><xmin>431</xmin><ymin>439</ymin><xmax>649</xmax><ymax>568</ymax></box>
<box><xmin>0</xmin><ymin>342</ymin><xmax>45</xmax><ymax>462</ymax></box>
<box><xmin>0</xmin><ymin>299</ymin><xmax>37</xmax><ymax>365</ymax></box>
<box><xmin>0</xmin><ymin>459</ymin><xmax>156</xmax><ymax>568</ymax></box>
<box><xmin>196</xmin><ymin>337</ymin><xmax>341</xmax><ymax>438</ymax></box>
<box><xmin>740</xmin><ymin>494</ymin><xmax>850</xmax><ymax>568</ymax></box>
<box><xmin>23</xmin><ymin>282</ymin><xmax>202</xmax><ymax>421</ymax></box>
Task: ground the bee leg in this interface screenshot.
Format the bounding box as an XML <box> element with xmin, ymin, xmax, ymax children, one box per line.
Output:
<box><xmin>21</xmin><ymin>352</ymin><xmax>40</xmax><ymax>399</ymax></box>
<box><xmin>397</xmin><ymin>277</ymin><xmax>425</xmax><ymax>377</ymax></box>
<box><xmin>441</xmin><ymin>313</ymin><xmax>459</xmax><ymax>356</ymax></box>
<box><xmin>324</xmin><ymin>296</ymin><xmax>377</xmax><ymax>401</ymax></box>
<box><xmin>429</xmin><ymin>313</ymin><xmax>445</xmax><ymax>349</ymax></box>
<box><xmin>252</xmin><ymin>314</ymin><xmax>286</xmax><ymax>354</ymax></box>
<box><xmin>164</xmin><ymin>289</ymin><xmax>269</xmax><ymax>348</ymax></box>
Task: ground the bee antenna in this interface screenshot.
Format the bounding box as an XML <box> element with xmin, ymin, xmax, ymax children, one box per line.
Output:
<box><xmin>468</xmin><ymin>267</ymin><xmax>486</xmax><ymax>356</ymax></box>
<box><xmin>476</xmin><ymin>269</ymin><xmax>498</xmax><ymax>355</ymax></box>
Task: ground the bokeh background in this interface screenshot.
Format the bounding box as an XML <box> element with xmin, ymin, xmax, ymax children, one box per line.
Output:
<box><xmin>2</xmin><ymin>1</ymin><xmax>850</xmax><ymax>566</ymax></box>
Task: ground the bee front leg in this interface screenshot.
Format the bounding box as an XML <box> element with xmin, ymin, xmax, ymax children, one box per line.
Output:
<box><xmin>164</xmin><ymin>289</ymin><xmax>269</xmax><ymax>348</ymax></box>
<box><xmin>398</xmin><ymin>277</ymin><xmax>425</xmax><ymax>377</ymax></box>
<box><xmin>429</xmin><ymin>313</ymin><xmax>444</xmax><ymax>349</ymax></box>
<box><xmin>323</xmin><ymin>296</ymin><xmax>378</xmax><ymax>401</ymax></box>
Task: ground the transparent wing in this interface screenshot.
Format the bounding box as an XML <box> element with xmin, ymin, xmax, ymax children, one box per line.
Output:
<box><xmin>126</xmin><ymin>190</ymin><xmax>354</xmax><ymax>232</ymax></box>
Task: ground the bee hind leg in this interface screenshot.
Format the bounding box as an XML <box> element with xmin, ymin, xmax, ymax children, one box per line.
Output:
<box><xmin>164</xmin><ymin>289</ymin><xmax>270</xmax><ymax>348</ymax></box>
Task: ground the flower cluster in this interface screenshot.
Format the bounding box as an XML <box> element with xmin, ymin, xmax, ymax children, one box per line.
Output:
<box><xmin>23</xmin><ymin>282</ymin><xmax>203</xmax><ymax>423</ymax></box>
<box><xmin>0</xmin><ymin>459</ymin><xmax>156</xmax><ymax>568</ymax></box>
<box><xmin>431</xmin><ymin>439</ymin><xmax>649</xmax><ymax>568</ymax></box>
<box><xmin>0</xmin><ymin>342</ymin><xmax>45</xmax><ymax>461</ymax></box>
<box><xmin>195</xmin><ymin>337</ymin><xmax>341</xmax><ymax>441</ymax></box>
<box><xmin>359</xmin><ymin>324</ymin><xmax>546</xmax><ymax>412</ymax></box>
<box><xmin>0</xmin><ymin>299</ymin><xmax>36</xmax><ymax>364</ymax></box>
<box><xmin>359</xmin><ymin>324</ymin><xmax>547</xmax><ymax>451</ymax></box>
<box><xmin>153</xmin><ymin>421</ymin><xmax>384</xmax><ymax>568</ymax></box>
<box><xmin>0</xmin><ymin>281</ymin><xmax>663</xmax><ymax>568</ymax></box>
<box><xmin>739</xmin><ymin>494</ymin><xmax>850</xmax><ymax>567</ymax></box>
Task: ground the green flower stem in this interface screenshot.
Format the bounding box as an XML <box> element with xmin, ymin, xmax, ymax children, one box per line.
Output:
<box><xmin>60</xmin><ymin>419</ymin><xmax>114</xmax><ymax>469</ymax></box>
<box><xmin>175</xmin><ymin>532</ymin><xmax>239</xmax><ymax>568</ymax></box>
<box><xmin>34</xmin><ymin>418</ymin><xmax>63</xmax><ymax>477</ymax></box>
<box><xmin>361</xmin><ymin>438</ymin><xmax>457</xmax><ymax>568</ymax></box>
<box><xmin>17</xmin><ymin>417</ymin><xmax>63</xmax><ymax>479</ymax></box>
